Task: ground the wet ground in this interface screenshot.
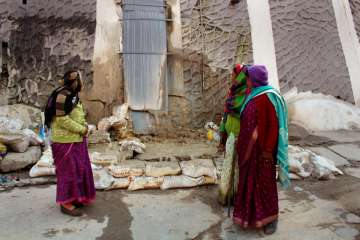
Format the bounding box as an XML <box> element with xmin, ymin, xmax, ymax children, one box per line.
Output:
<box><xmin>0</xmin><ymin>174</ymin><xmax>359</xmax><ymax>240</ymax></box>
<box><xmin>1</xmin><ymin>130</ymin><xmax>360</xmax><ymax>240</ymax></box>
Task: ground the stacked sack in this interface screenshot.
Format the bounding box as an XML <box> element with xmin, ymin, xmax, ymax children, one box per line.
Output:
<box><xmin>91</xmin><ymin>156</ymin><xmax>218</xmax><ymax>191</ymax></box>
<box><xmin>0</xmin><ymin>116</ymin><xmax>43</xmax><ymax>173</ymax></box>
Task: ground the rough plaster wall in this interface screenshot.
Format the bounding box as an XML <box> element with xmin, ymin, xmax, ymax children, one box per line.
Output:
<box><xmin>349</xmin><ymin>0</ymin><xmax>360</xmax><ymax>43</ymax></box>
<box><xmin>270</xmin><ymin>0</ymin><xmax>354</xmax><ymax>102</ymax></box>
<box><xmin>180</xmin><ymin>0</ymin><xmax>253</xmax><ymax>128</ymax></box>
<box><xmin>84</xmin><ymin>0</ymin><xmax>124</xmax><ymax>124</ymax></box>
<box><xmin>0</xmin><ymin>0</ymin><xmax>96</xmax><ymax>107</ymax></box>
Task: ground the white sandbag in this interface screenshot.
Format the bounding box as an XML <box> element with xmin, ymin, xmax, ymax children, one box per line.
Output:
<box><xmin>311</xmin><ymin>155</ymin><xmax>343</xmax><ymax>180</ymax></box>
<box><xmin>119</xmin><ymin>138</ymin><xmax>146</xmax><ymax>153</ymax></box>
<box><xmin>93</xmin><ymin>168</ymin><xmax>114</xmax><ymax>190</ymax></box>
<box><xmin>160</xmin><ymin>175</ymin><xmax>204</xmax><ymax>190</ymax></box>
<box><xmin>108</xmin><ymin>160</ymin><xmax>145</xmax><ymax>178</ymax></box>
<box><xmin>90</xmin><ymin>152</ymin><xmax>118</xmax><ymax>166</ymax></box>
<box><xmin>128</xmin><ymin>176</ymin><xmax>164</xmax><ymax>191</ymax></box>
<box><xmin>88</xmin><ymin>124</ymin><xmax>97</xmax><ymax>134</ymax></box>
<box><xmin>201</xmin><ymin>176</ymin><xmax>217</xmax><ymax>185</ymax></box>
<box><xmin>180</xmin><ymin>159</ymin><xmax>217</xmax><ymax>178</ymax></box>
<box><xmin>0</xmin><ymin>133</ymin><xmax>30</xmax><ymax>153</ymax></box>
<box><xmin>97</xmin><ymin>118</ymin><xmax>112</xmax><ymax>131</ymax></box>
<box><xmin>289</xmin><ymin>173</ymin><xmax>302</xmax><ymax>180</ymax></box>
<box><xmin>22</xmin><ymin>129</ymin><xmax>44</xmax><ymax>146</ymax></box>
<box><xmin>37</xmin><ymin>148</ymin><xmax>54</xmax><ymax>167</ymax></box>
<box><xmin>106</xmin><ymin>177</ymin><xmax>130</xmax><ymax>190</ymax></box>
<box><xmin>29</xmin><ymin>165</ymin><xmax>56</xmax><ymax>178</ymax></box>
<box><xmin>88</xmin><ymin>130</ymin><xmax>111</xmax><ymax>144</ymax></box>
<box><xmin>0</xmin><ymin>117</ymin><xmax>24</xmax><ymax>133</ymax></box>
<box><xmin>288</xmin><ymin>146</ymin><xmax>313</xmax><ymax>178</ymax></box>
<box><xmin>145</xmin><ymin>161</ymin><xmax>181</xmax><ymax>177</ymax></box>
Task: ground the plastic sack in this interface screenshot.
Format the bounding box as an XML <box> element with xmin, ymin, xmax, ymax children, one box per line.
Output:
<box><xmin>311</xmin><ymin>155</ymin><xmax>343</xmax><ymax>180</ymax></box>
<box><xmin>90</xmin><ymin>152</ymin><xmax>118</xmax><ymax>166</ymax></box>
<box><xmin>37</xmin><ymin>148</ymin><xmax>54</xmax><ymax>167</ymax></box>
<box><xmin>145</xmin><ymin>161</ymin><xmax>181</xmax><ymax>177</ymax></box>
<box><xmin>22</xmin><ymin>129</ymin><xmax>44</xmax><ymax>146</ymax></box>
<box><xmin>106</xmin><ymin>177</ymin><xmax>131</xmax><ymax>190</ymax></box>
<box><xmin>0</xmin><ymin>133</ymin><xmax>30</xmax><ymax>153</ymax></box>
<box><xmin>160</xmin><ymin>175</ymin><xmax>204</xmax><ymax>190</ymax></box>
<box><xmin>93</xmin><ymin>168</ymin><xmax>114</xmax><ymax>190</ymax></box>
<box><xmin>119</xmin><ymin>138</ymin><xmax>146</xmax><ymax>153</ymax></box>
<box><xmin>108</xmin><ymin>160</ymin><xmax>145</xmax><ymax>178</ymax></box>
<box><xmin>180</xmin><ymin>159</ymin><xmax>217</xmax><ymax>178</ymax></box>
<box><xmin>0</xmin><ymin>117</ymin><xmax>24</xmax><ymax>133</ymax></box>
<box><xmin>29</xmin><ymin>165</ymin><xmax>56</xmax><ymax>178</ymax></box>
<box><xmin>128</xmin><ymin>176</ymin><xmax>164</xmax><ymax>191</ymax></box>
<box><xmin>98</xmin><ymin>118</ymin><xmax>112</xmax><ymax>132</ymax></box>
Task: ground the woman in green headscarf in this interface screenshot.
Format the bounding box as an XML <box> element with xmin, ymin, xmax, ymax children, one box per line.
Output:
<box><xmin>218</xmin><ymin>64</ymin><xmax>248</xmax><ymax>205</ymax></box>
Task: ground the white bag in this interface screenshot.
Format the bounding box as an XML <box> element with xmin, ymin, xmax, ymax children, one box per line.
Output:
<box><xmin>145</xmin><ymin>161</ymin><xmax>181</xmax><ymax>177</ymax></box>
<box><xmin>128</xmin><ymin>176</ymin><xmax>164</xmax><ymax>191</ymax></box>
<box><xmin>29</xmin><ymin>165</ymin><xmax>56</xmax><ymax>177</ymax></box>
<box><xmin>160</xmin><ymin>175</ymin><xmax>204</xmax><ymax>190</ymax></box>
<box><xmin>0</xmin><ymin>133</ymin><xmax>30</xmax><ymax>153</ymax></box>
<box><xmin>106</xmin><ymin>177</ymin><xmax>131</xmax><ymax>190</ymax></box>
<box><xmin>90</xmin><ymin>152</ymin><xmax>118</xmax><ymax>166</ymax></box>
<box><xmin>37</xmin><ymin>148</ymin><xmax>54</xmax><ymax>167</ymax></box>
<box><xmin>119</xmin><ymin>138</ymin><xmax>146</xmax><ymax>153</ymax></box>
<box><xmin>180</xmin><ymin>159</ymin><xmax>217</xmax><ymax>178</ymax></box>
<box><xmin>108</xmin><ymin>160</ymin><xmax>145</xmax><ymax>178</ymax></box>
<box><xmin>22</xmin><ymin>129</ymin><xmax>44</xmax><ymax>146</ymax></box>
<box><xmin>93</xmin><ymin>168</ymin><xmax>114</xmax><ymax>190</ymax></box>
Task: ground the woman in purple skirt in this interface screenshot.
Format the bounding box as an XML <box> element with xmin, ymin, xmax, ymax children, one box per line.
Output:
<box><xmin>44</xmin><ymin>70</ymin><xmax>95</xmax><ymax>216</ymax></box>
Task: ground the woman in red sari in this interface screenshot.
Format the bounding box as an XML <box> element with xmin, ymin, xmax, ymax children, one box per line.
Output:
<box><xmin>233</xmin><ymin>65</ymin><xmax>288</xmax><ymax>234</ymax></box>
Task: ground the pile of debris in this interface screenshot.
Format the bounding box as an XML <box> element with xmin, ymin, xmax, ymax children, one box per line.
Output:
<box><xmin>88</xmin><ymin>103</ymin><xmax>135</xmax><ymax>144</ymax></box>
<box><xmin>0</xmin><ymin>104</ymin><xmax>43</xmax><ymax>173</ymax></box>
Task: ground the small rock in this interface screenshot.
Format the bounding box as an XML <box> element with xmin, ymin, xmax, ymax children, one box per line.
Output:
<box><xmin>294</xmin><ymin>186</ymin><xmax>303</xmax><ymax>192</ymax></box>
<box><xmin>0</xmin><ymin>146</ymin><xmax>41</xmax><ymax>173</ymax></box>
<box><xmin>346</xmin><ymin>213</ymin><xmax>360</xmax><ymax>224</ymax></box>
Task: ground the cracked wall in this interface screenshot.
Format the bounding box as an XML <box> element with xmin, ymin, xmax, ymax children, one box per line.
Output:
<box><xmin>349</xmin><ymin>0</ymin><xmax>360</xmax><ymax>44</ymax></box>
<box><xmin>0</xmin><ymin>0</ymin><xmax>96</xmax><ymax>108</ymax></box>
<box><xmin>180</xmin><ymin>0</ymin><xmax>253</xmax><ymax>128</ymax></box>
<box><xmin>269</xmin><ymin>0</ymin><xmax>354</xmax><ymax>102</ymax></box>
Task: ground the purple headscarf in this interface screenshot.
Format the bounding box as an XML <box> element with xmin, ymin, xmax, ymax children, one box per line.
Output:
<box><xmin>247</xmin><ymin>65</ymin><xmax>268</xmax><ymax>87</ymax></box>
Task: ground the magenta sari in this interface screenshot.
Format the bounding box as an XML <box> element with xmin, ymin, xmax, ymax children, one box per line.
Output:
<box><xmin>51</xmin><ymin>138</ymin><xmax>95</xmax><ymax>204</ymax></box>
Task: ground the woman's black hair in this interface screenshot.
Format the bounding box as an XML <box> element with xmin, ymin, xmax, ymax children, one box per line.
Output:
<box><xmin>63</xmin><ymin>70</ymin><xmax>79</xmax><ymax>86</ymax></box>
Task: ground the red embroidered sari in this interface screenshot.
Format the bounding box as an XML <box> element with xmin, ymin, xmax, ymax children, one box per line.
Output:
<box><xmin>233</xmin><ymin>94</ymin><xmax>279</xmax><ymax>228</ymax></box>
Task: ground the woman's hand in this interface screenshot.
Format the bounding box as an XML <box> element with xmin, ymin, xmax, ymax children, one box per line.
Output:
<box><xmin>82</xmin><ymin>124</ymin><xmax>89</xmax><ymax>137</ymax></box>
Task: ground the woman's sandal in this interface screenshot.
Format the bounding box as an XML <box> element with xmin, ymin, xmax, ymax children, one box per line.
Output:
<box><xmin>263</xmin><ymin>220</ymin><xmax>278</xmax><ymax>235</ymax></box>
<box><xmin>60</xmin><ymin>205</ymin><xmax>83</xmax><ymax>217</ymax></box>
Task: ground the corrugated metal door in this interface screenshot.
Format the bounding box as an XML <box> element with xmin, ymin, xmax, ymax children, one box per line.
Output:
<box><xmin>123</xmin><ymin>0</ymin><xmax>167</xmax><ymax>111</ymax></box>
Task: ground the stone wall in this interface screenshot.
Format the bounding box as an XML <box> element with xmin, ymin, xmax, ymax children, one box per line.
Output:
<box><xmin>0</xmin><ymin>0</ymin><xmax>96</xmax><ymax>107</ymax></box>
<box><xmin>269</xmin><ymin>0</ymin><xmax>354</xmax><ymax>102</ymax></box>
<box><xmin>349</xmin><ymin>0</ymin><xmax>360</xmax><ymax>44</ymax></box>
<box><xmin>179</xmin><ymin>0</ymin><xmax>253</xmax><ymax>127</ymax></box>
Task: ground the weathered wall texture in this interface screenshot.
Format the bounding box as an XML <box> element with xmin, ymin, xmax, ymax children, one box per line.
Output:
<box><xmin>179</xmin><ymin>0</ymin><xmax>253</xmax><ymax>127</ymax></box>
<box><xmin>84</xmin><ymin>0</ymin><xmax>123</xmax><ymax>124</ymax></box>
<box><xmin>269</xmin><ymin>0</ymin><xmax>354</xmax><ymax>102</ymax></box>
<box><xmin>349</xmin><ymin>0</ymin><xmax>360</xmax><ymax>43</ymax></box>
<box><xmin>0</xmin><ymin>0</ymin><xmax>96</xmax><ymax>107</ymax></box>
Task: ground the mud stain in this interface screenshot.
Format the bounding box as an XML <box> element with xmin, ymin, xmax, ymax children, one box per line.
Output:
<box><xmin>83</xmin><ymin>190</ymin><xmax>133</xmax><ymax>240</ymax></box>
